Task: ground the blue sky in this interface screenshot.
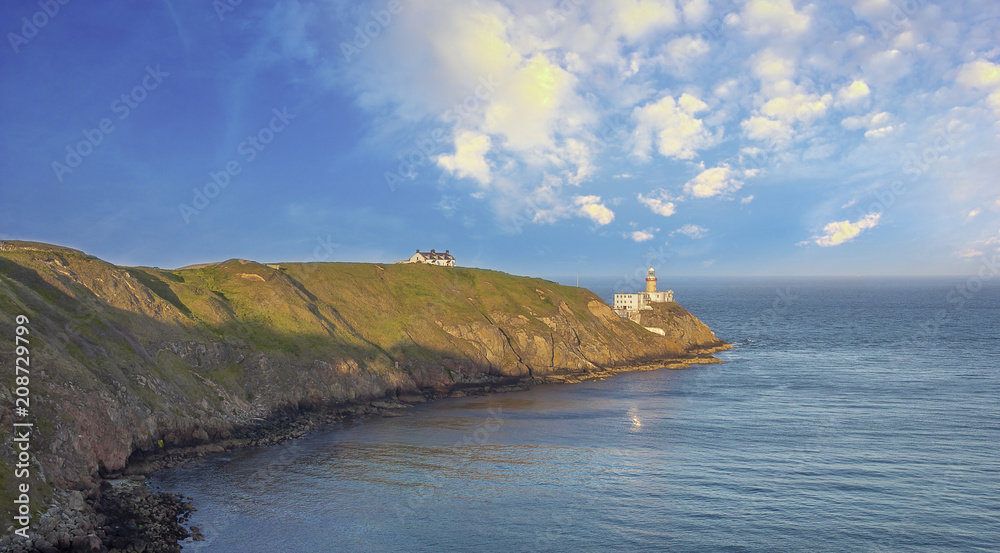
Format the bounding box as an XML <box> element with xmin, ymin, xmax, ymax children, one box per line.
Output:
<box><xmin>1</xmin><ymin>0</ymin><xmax>999</xmax><ymax>279</ymax></box>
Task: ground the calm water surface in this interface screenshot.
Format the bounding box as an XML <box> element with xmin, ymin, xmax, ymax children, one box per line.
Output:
<box><xmin>152</xmin><ymin>278</ymin><xmax>1000</xmax><ymax>552</ymax></box>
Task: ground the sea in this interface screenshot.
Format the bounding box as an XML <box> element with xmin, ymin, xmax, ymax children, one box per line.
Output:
<box><xmin>150</xmin><ymin>277</ymin><xmax>1000</xmax><ymax>552</ymax></box>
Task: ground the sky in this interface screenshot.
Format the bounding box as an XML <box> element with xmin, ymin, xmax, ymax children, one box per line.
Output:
<box><xmin>1</xmin><ymin>0</ymin><xmax>999</xmax><ymax>280</ymax></box>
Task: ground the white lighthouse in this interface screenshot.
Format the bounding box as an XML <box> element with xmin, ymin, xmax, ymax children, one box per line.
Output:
<box><xmin>612</xmin><ymin>266</ymin><xmax>674</xmax><ymax>317</ymax></box>
<box><xmin>645</xmin><ymin>266</ymin><xmax>657</xmax><ymax>293</ymax></box>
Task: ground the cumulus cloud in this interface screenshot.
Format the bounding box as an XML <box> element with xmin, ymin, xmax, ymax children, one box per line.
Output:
<box><xmin>672</xmin><ymin>224</ymin><xmax>708</xmax><ymax>238</ymax></box>
<box><xmin>864</xmin><ymin>49</ymin><xmax>911</xmax><ymax>85</ymax></box>
<box><xmin>632</xmin><ymin>93</ymin><xmax>715</xmax><ymax>160</ymax></box>
<box><xmin>575</xmin><ymin>195</ymin><xmax>615</xmax><ymax>225</ymax></box>
<box><xmin>956</xmin><ymin>59</ymin><xmax>1000</xmax><ymax>117</ymax></box>
<box><xmin>956</xmin><ymin>59</ymin><xmax>1000</xmax><ymax>90</ymax></box>
<box><xmin>751</xmin><ymin>48</ymin><xmax>796</xmax><ymax>82</ymax></box>
<box><xmin>761</xmin><ymin>90</ymin><xmax>832</xmax><ymax>124</ymax></box>
<box><xmin>307</xmin><ymin>0</ymin><xmax>1000</xmax><ymax>241</ymax></box>
<box><xmin>662</xmin><ymin>35</ymin><xmax>711</xmax><ymax>75</ymax></box>
<box><xmin>638</xmin><ymin>192</ymin><xmax>677</xmax><ymax>216</ymax></box>
<box><xmin>841</xmin><ymin>111</ymin><xmax>896</xmax><ymax>139</ymax></box>
<box><xmin>609</xmin><ymin>0</ymin><xmax>681</xmax><ymax>42</ymax></box>
<box><xmin>436</xmin><ymin>131</ymin><xmax>492</xmax><ymax>185</ymax></box>
<box><xmin>836</xmin><ymin>79</ymin><xmax>872</xmax><ymax>107</ymax></box>
<box><xmin>683</xmin><ymin>164</ymin><xmax>744</xmax><ymax>198</ymax></box>
<box><xmin>629</xmin><ymin>229</ymin><xmax>656</xmax><ymax>242</ymax></box>
<box><xmin>812</xmin><ymin>213</ymin><xmax>881</xmax><ymax>247</ymax></box>
<box><xmin>742</xmin><ymin>48</ymin><xmax>834</xmax><ymax>145</ymax></box>
<box><xmin>680</xmin><ymin>0</ymin><xmax>712</xmax><ymax>25</ymax></box>
<box><xmin>483</xmin><ymin>53</ymin><xmax>583</xmax><ymax>152</ymax></box>
<box><xmin>741</xmin><ymin>0</ymin><xmax>810</xmax><ymax>37</ymax></box>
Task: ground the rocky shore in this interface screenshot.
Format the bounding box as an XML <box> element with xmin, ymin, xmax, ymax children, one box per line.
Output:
<box><xmin>3</xmin><ymin>347</ymin><xmax>731</xmax><ymax>553</ymax></box>
<box><xmin>0</xmin><ymin>242</ymin><xmax>729</xmax><ymax>551</ymax></box>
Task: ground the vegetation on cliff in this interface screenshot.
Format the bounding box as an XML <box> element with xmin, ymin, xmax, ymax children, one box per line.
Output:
<box><xmin>0</xmin><ymin>240</ymin><xmax>726</xmax><ymax>525</ymax></box>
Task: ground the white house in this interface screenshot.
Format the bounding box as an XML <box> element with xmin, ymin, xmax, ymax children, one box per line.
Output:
<box><xmin>613</xmin><ymin>267</ymin><xmax>673</xmax><ymax>318</ymax></box>
<box><xmin>398</xmin><ymin>249</ymin><xmax>456</xmax><ymax>267</ymax></box>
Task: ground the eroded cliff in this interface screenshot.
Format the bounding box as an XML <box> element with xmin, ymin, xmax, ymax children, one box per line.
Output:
<box><xmin>0</xmin><ymin>241</ymin><xmax>727</xmax><ymax>509</ymax></box>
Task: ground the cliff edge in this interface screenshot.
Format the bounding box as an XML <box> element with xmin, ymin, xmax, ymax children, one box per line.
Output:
<box><xmin>0</xmin><ymin>241</ymin><xmax>727</xmax><ymax>522</ymax></box>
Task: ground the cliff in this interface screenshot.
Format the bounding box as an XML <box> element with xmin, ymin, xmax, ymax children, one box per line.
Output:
<box><xmin>0</xmin><ymin>241</ymin><xmax>726</xmax><ymax>518</ymax></box>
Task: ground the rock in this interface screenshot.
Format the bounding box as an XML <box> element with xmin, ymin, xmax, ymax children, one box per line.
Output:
<box><xmin>66</xmin><ymin>490</ymin><xmax>87</xmax><ymax>512</ymax></box>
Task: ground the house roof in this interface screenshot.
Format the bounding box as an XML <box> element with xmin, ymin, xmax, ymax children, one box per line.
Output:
<box><xmin>417</xmin><ymin>249</ymin><xmax>455</xmax><ymax>260</ymax></box>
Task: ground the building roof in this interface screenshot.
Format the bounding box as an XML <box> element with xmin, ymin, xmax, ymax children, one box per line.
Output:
<box><xmin>416</xmin><ymin>249</ymin><xmax>455</xmax><ymax>261</ymax></box>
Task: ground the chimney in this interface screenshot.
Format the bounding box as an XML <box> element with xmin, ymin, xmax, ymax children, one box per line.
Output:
<box><xmin>431</xmin><ymin>249</ymin><xmax>435</xmax><ymax>253</ymax></box>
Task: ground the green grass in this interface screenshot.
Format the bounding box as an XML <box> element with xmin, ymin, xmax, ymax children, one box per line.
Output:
<box><xmin>0</xmin><ymin>240</ymin><xmax>700</xmax><ymax>514</ymax></box>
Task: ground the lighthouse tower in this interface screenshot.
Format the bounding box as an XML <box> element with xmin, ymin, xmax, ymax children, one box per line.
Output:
<box><xmin>645</xmin><ymin>266</ymin><xmax>657</xmax><ymax>293</ymax></box>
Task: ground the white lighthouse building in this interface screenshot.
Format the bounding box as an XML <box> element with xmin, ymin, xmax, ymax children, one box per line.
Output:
<box><xmin>613</xmin><ymin>267</ymin><xmax>674</xmax><ymax>318</ymax></box>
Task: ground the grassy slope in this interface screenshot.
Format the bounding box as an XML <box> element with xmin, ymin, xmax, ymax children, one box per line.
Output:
<box><xmin>0</xmin><ymin>242</ymin><xmax>720</xmax><ymax>519</ymax></box>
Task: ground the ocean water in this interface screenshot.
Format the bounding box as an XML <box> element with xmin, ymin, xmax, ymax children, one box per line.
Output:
<box><xmin>151</xmin><ymin>278</ymin><xmax>1000</xmax><ymax>552</ymax></box>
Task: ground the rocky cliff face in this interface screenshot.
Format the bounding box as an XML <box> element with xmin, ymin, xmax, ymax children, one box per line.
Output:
<box><xmin>0</xmin><ymin>241</ymin><xmax>727</xmax><ymax>508</ymax></box>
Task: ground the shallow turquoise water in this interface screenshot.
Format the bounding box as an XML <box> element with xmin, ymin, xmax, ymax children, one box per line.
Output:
<box><xmin>152</xmin><ymin>278</ymin><xmax>1000</xmax><ymax>552</ymax></box>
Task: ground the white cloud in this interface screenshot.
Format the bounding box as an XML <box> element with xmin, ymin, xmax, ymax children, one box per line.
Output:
<box><xmin>630</xmin><ymin>230</ymin><xmax>656</xmax><ymax>242</ymax></box>
<box><xmin>956</xmin><ymin>59</ymin><xmax>1000</xmax><ymax>117</ymax></box>
<box><xmin>741</xmin><ymin>0</ymin><xmax>810</xmax><ymax>37</ymax></box>
<box><xmin>966</xmin><ymin>209</ymin><xmax>982</xmax><ymax>221</ymax></box>
<box><xmin>955</xmin><ymin>248</ymin><xmax>984</xmax><ymax>259</ymax></box>
<box><xmin>672</xmin><ymin>224</ymin><xmax>708</xmax><ymax>238</ymax></box>
<box><xmin>662</xmin><ymin>35</ymin><xmax>711</xmax><ymax>74</ymax></box>
<box><xmin>761</xmin><ymin>91</ymin><xmax>832</xmax><ymax>125</ymax></box>
<box><xmin>751</xmin><ymin>48</ymin><xmax>796</xmax><ymax>82</ymax></box>
<box><xmin>741</xmin><ymin>195</ymin><xmax>755</xmax><ymax>205</ymax></box>
<box><xmin>559</xmin><ymin>138</ymin><xmax>595</xmax><ymax>185</ymax></box>
<box><xmin>864</xmin><ymin>49</ymin><xmax>910</xmax><ymax>84</ymax></box>
<box><xmin>956</xmin><ymin>59</ymin><xmax>1000</xmax><ymax>90</ymax></box>
<box><xmin>610</xmin><ymin>0</ymin><xmax>680</xmax><ymax>42</ymax></box>
<box><xmin>436</xmin><ymin>131</ymin><xmax>493</xmax><ymax>185</ymax></box>
<box><xmin>841</xmin><ymin>111</ymin><xmax>895</xmax><ymax>139</ymax></box>
<box><xmin>853</xmin><ymin>0</ymin><xmax>892</xmax><ymax>19</ymax></box>
<box><xmin>891</xmin><ymin>30</ymin><xmax>919</xmax><ymax>51</ymax></box>
<box><xmin>743</xmin><ymin>49</ymin><xmax>834</xmax><ymax>145</ymax></box>
<box><xmin>684</xmin><ymin>164</ymin><xmax>744</xmax><ymax>198</ymax></box>
<box><xmin>812</xmin><ymin>213</ymin><xmax>881</xmax><ymax>247</ymax></box>
<box><xmin>575</xmin><ymin>195</ymin><xmax>615</xmax><ymax>225</ymax></box>
<box><xmin>632</xmin><ymin>93</ymin><xmax>715</xmax><ymax>160</ymax></box>
<box><xmin>680</xmin><ymin>0</ymin><xmax>712</xmax><ymax>25</ymax></box>
<box><xmin>638</xmin><ymin>193</ymin><xmax>677</xmax><ymax>216</ymax></box>
<box><xmin>483</xmin><ymin>53</ymin><xmax>583</xmax><ymax>152</ymax></box>
<box><xmin>836</xmin><ymin>79</ymin><xmax>871</xmax><ymax>107</ymax></box>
